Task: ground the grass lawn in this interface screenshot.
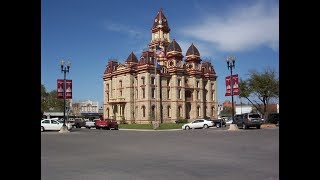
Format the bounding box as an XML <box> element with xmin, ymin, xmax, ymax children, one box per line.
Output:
<box><xmin>119</xmin><ymin>123</ymin><xmax>184</xmax><ymax>129</ymax></box>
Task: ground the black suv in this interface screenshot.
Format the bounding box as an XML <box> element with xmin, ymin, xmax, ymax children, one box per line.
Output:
<box><xmin>234</xmin><ymin>113</ymin><xmax>262</xmax><ymax>129</ymax></box>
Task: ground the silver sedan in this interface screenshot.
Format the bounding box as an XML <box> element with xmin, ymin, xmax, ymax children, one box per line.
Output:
<box><xmin>182</xmin><ymin>119</ymin><xmax>214</xmax><ymax>130</ymax></box>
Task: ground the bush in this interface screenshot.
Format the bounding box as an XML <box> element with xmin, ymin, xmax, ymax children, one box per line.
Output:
<box><xmin>267</xmin><ymin>113</ymin><xmax>279</xmax><ymax>124</ymax></box>
<box><xmin>175</xmin><ymin>119</ymin><xmax>188</xmax><ymax>124</ymax></box>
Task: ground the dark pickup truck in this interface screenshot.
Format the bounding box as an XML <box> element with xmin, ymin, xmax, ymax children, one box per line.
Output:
<box><xmin>95</xmin><ymin>119</ymin><xmax>119</xmax><ymax>130</ymax></box>
<box><xmin>205</xmin><ymin>118</ymin><xmax>226</xmax><ymax>128</ymax></box>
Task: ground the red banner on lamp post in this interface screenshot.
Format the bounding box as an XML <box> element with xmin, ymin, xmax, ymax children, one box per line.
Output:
<box><xmin>57</xmin><ymin>79</ymin><xmax>72</xmax><ymax>99</ymax></box>
<box><xmin>225</xmin><ymin>74</ymin><xmax>239</xmax><ymax>96</ymax></box>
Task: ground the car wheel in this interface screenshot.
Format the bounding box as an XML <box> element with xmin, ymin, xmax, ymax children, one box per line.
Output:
<box><xmin>242</xmin><ymin>124</ymin><xmax>247</xmax><ymax>129</ymax></box>
<box><xmin>257</xmin><ymin>125</ymin><xmax>261</xmax><ymax>129</ymax></box>
<box><xmin>203</xmin><ymin>124</ymin><xmax>208</xmax><ymax>129</ymax></box>
<box><xmin>216</xmin><ymin>123</ymin><xmax>220</xmax><ymax>128</ymax></box>
<box><xmin>185</xmin><ymin>126</ymin><xmax>190</xmax><ymax>130</ymax></box>
<box><xmin>41</xmin><ymin>126</ymin><xmax>44</xmax><ymax>132</ymax></box>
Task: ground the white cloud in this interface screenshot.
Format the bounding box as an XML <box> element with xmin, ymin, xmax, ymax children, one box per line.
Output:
<box><xmin>104</xmin><ymin>22</ymin><xmax>143</xmax><ymax>38</ymax></box>
<box><xmin>176</xmin><ymin>40</ymin><xmax>214</xmax><ymax>59</ymax></box>
<box><xmin>179</xmin><ymin>1</ymin><xmax>279</xmax><ymax>52</ymax></box>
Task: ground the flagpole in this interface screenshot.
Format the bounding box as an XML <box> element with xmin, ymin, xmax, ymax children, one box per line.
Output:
<box><xmin>155</xmin><ymin>50</ymin><xmax>157</xmax><ymax>125</ymax></box>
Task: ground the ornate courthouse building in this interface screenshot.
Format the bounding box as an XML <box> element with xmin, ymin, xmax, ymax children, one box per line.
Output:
<box><xmin>103</xmin><ymin>9</ymin><xmax>218</xmax><ymax>124</ymax></box>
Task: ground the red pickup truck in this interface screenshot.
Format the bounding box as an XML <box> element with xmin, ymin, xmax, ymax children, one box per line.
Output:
<box><xmin>95</xmin><ymin>119</ymin><xmax>119</xmax><ymax>130</ymax></box>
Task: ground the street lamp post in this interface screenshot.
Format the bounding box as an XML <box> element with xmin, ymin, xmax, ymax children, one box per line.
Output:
<box><xmin>59</xmin><ymin>60</ymin><xmax>71</xmax><ymax>133</ymax></box>
<box><xmin>226</xmin><ymin>56</ymin><xmax>237</xmax><ymax>129</ymax></box>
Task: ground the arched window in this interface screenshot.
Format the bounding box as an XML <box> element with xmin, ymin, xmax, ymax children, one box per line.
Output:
<box><xmin>178</xmin><ymin>106</ymin><xmax>182</xmax><ymax>117</ymax></box>
<box><xmin>119</xmin><ymin>80</ymin><xmax>122</xmax><ymax>88</ymax></box>
<box><xmin>106</xmin><ymin>108</ymin><xmax>109</xmax><ymax>118</ymax></box>
<box><xmin>151</xmin><ymin>105</ymin><xmax>155</xmax><ymax>119</ymax></box>
<box><xmin>142</xmin><ymin>88</ymin><xmax>145</xmax><ymax>99</ymax></box>
<box><xmin>197</xmin><ymin>106</ymin><xmax>201</xmax><ymax>117</ymax></box>
<box><xmin>212</xmin><ymin>106</ymin><xmax>215</xmax><ymax>116</ymax></box>
<box><xmin>168</xmin><ymin>106</ymin><xmax>171</xmax><ymax>118</ymax></box>
<box><xmin>151</xmin><ymin>77</ymin><xmax>155</xmax><ymax>85</ymax></box>
<box><xmin>178</xmin><ymin>79</ymin><xmax>181</xmax><ymax>86</ymax></box>
<box><xmin>152</xmin><ymin>88</ymin><xmax>155</xmax><ymax>98</ymax></box>
<box><xmin>142</xmin><ymin>106</ymin><xmax>146</xmax><ymax>117</ymax></box>
<box><xmin>141</xmin><ymin>77</ymin><xmax>145</xmax><ymax>85</ymax></box>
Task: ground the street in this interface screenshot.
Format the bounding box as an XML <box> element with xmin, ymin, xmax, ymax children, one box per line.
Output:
<box><xmin>41</xmin><ymin>127</ymin><xmax>279</xmax><ymax>180</ymax></box>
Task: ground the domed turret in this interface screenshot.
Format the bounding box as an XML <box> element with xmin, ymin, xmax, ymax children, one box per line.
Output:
<box><xmin>125</xmin><ymin>52</ymin><xmax>138</xmax><ymax>63</ymax></box>
<box><xmin>167</xmin><ymin>39</ymin><xmax>182</xmax><ymax>53</ymax></box>
<box><xmin>186</xmin><ymin>43</ymin><xmax>200</xmax><ymax>57</ymax></box>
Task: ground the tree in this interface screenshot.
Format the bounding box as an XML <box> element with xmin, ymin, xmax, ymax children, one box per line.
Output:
<box><xmin>219</xmin><ymin>106</ymin><xmax>232</xmax><ymax>117</ymax></box>
<box><xmin>41</xmin><ymin>84</ymin><xmax>49</xmax><ymax>115</ymax></box>
<box><xmin>238</xmin><ymin>79</ymin><xmax>262</xmax><ymax>113</ymax></box>
<box><xmin>47</xmin><ymin>90</ymin><xmax>65</xmax><ymax>111</ymax></box>
<box><xmin>41</xmin><ymin>84</ymin><xmax>67</xmax><ymax>113</ymax></box>
<box><xmin>239</xmin><ymin>67</ymin><xmax>279</xmax><ymax>117</ymax></box>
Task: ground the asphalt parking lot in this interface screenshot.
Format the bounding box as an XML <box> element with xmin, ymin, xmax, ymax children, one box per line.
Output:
<box><xmin>41</xmin><ymin>127</ymin><xmax>279</xmax><ymax>180</ymax></box>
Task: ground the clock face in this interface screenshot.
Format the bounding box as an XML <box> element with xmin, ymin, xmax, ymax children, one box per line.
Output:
<box><xmin>154</xmin><ymin>33</ymin><xmax>159</xmax><ymax>39</ymax></box>
<box><xmin>163</xmin><ymin>33</ymin><xmax>167</xmax><ymax>38</ymax></box>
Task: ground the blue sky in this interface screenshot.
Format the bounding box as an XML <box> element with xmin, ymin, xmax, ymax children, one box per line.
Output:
<box><xmin>41</xmin><ymin>0</ymin><xmax>279</xmax><ymax>108</ymax></box>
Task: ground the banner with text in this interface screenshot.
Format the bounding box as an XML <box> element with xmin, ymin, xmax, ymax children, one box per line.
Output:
<box><xmin>57</xmin><ymin>79</ymin><xmax>72</xmax><ymax>99</ymax></box>
<box><xmin>225</xmin><ymin>74</ymin><xmax>239</xmax><ymax>96</ymax></box>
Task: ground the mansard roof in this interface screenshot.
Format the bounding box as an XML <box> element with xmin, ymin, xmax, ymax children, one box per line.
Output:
<box><xmin>201</xmin><ymin>61</ymin><xmax>216</xmax><ymax>74</ymax></box>
<box><xmin>186</xmin><ymin>43</ymin><xmax>200</xmax><ymax>56</ymax></box>
<box><xmin>167</xmin><ymin>39</ymin><xmax>182</xmax><ymax>52</ymax></box>
<box><xmin>125</xmin><ymin>52</ymin><xmax>138</xmax><ymax>63</ymax></box>
<box><xmin>152</xmin><ymin>8</ymin><xmax>170</xmax><ymax>31</ymax></box>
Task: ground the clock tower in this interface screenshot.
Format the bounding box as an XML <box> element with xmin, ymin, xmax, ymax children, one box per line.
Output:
<box><xmin>149</xmin><ymin>8</ymin><xmax>171</xmax><ymax>53</ymax></box>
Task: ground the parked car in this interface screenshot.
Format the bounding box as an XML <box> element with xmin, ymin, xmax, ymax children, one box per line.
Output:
<box><xmin>74</xmin><ymin>118</ymin><xmax>86</xmax><ymax>128</ymax></box>
<box><xmin>67</xmin><ymin>119</ymin><xmax>75</xmax><ymax>127</ymax></box>
<box><xmin>211</xmin><ymin>119</ymin><xmax>226</xmax><ymax>128</ymax></box>
<box><xmin>85</xmin><ymin>119</ymin><xmax>99</xmax><ymax>129</ymax></box>
<box><xmin>234</xmin><ymin>113</ymin><xmax>263</xmax><ymax>129</ymax></box>
<box><xmin>182</xmin><ymin>119</ymin><xmax>214</xmax><ymax>130</ymax></box>
<box><xmin>41</xmin><ymin>119</ymin><xmax>72</xmax><ymax>132</ymax></box>
<box><xmin>95</xmin><ymin>119</ymin><xmax>119</xmax><ymax>130</ymax></box>
<box><xmin>225</xmin><ymin>117</ymin><xmax>233</xmax><ymax>125</ymax></box>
